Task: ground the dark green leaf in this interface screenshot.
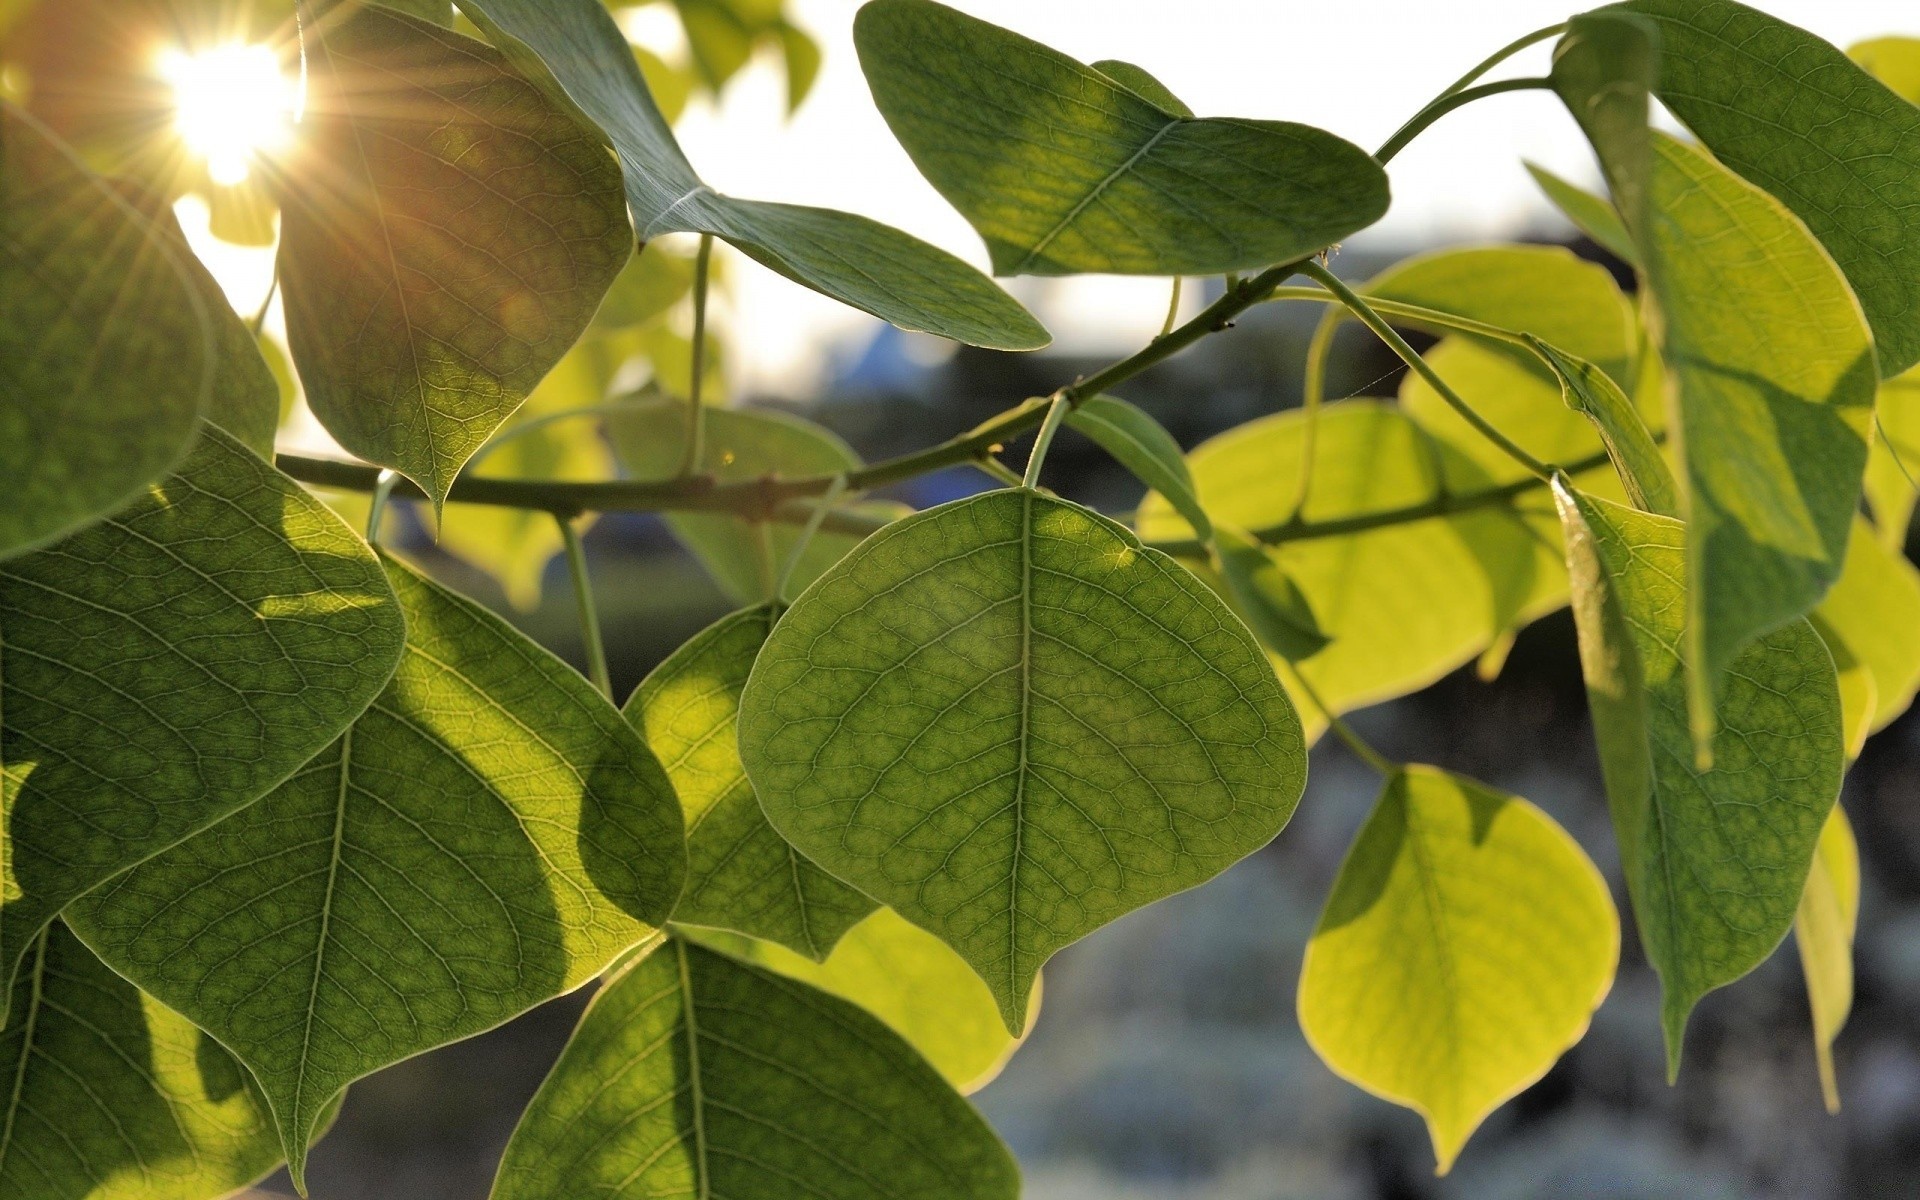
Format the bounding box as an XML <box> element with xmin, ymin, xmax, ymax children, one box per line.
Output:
<box><xmin>0</xmin><ymin>923</ymin><xmax>288</xmax><ymax>1200</ymax></box>
<box><xmin>490</xmin><ymin>939</ymin><xmax>1019</xmax><ymax>1200</ymax></box>
<box><xmin>67</xmin><ymin>553</ymin><xmax>686</xmax><ymax>1189</ymax></box>
<box><xmin>1615</xmin><ymin>0</ymin><xmax>1920</xmax><ymax>375</ymax></box>
<box><xmin>1554</xmin><ymin>481</ymin><xmax>1843</xmax><ymax>1072</ymax></box>
<box><xmin>739</xmin><ymin>489</ymin><xmax>1306</xmax><ymax>1030</ymax></box>
<box><xmin>1089</xmin><ymin>59</ymin><xmax>1192</xmax><ymax>117</ymax></box>
<box><xmin>0</xmin><ymin>424</ymin><xmax>405</xmax><ymax>1026</ymax></box>
<box><xmin>0</xmin><ymin>108</ymin><xmax>210</xmax><ymax>558</ymax></box>
<box><xmin>627</xmin><ymin>605</ymin><xmax>874</xmax><ymax>958</ymax></box>
<box><xmin>277</xmin><ymin>4</ymin><xmax>632</xmax><ymax>509</ymax></box>
<box><xmin>1065</xmin><ymin>394</ymin><xmax>1211</xmax><ymax>539</ymax></box>
<box><xmin>853</xmin><ymin>0</ymin><xmax>1389</xmax><ymax>276</ymax></box>
<box><xmin>459</xmin><ymin>0</ymin><xmax>1049</xmax><ymax>350</ymax></box>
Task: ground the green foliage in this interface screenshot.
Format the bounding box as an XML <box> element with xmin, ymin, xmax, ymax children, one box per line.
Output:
<box><xmin>1555</xmin><ymin>482</ymin><xmax>1843</xmax><ymax>1071</ymax></box>
<box><xmin>1525</xmin><ymin>161</ymin><xmax>1638</xmax><ymax>266</ymax></box>
<box><xmin>491</xmin><ymin>939</ymin><xmax>1019</xmax><ymax>1200</ymax></box>
<box><xmin>277</xmin><ymin>4</ymin><xmax>631</xmax><ymax>510</ymax></box>
<box><xmin>854</xmin><ymin>0</ymin><xmax>1388</xmax><ymax>276</ymax></box>
<box><xmin>1066</xmin><ymin>395</ymin><xmax>1212</xmax><ymax>540</ymax></box>
<box><xmin>1299</xmin><ymin>766</ymin><xmax>1617</xmax><ymax>1174</ymax></box>
<box><xmin>1795</xmin><ymin>805</ymin><xmax>1860</xmax><ymax>1113</ymax></box>
<box><xmin>738</xmin><ymin>489</ymin><xmax>1307</xmax><ymax>1030</ymax></box>
<box><xmin>0</xmin><ymin>425</ymin><xmax>406</xmax><ymax>1023</ymax></box>
<box><xmin>65</xmin><ymin>553</ymin><xmax>685</xmax><ymax>1189</ymax></box>
<box><xmin>458</xmin><ymin>0</ymin><xmax>1049</xmax><ymax>351</ymax></box>
<box><xmin>0</xmin><ymin>923</ymin><xmax>288</xmax><ymax>1200</ymax></box>
<box><xmin>0</xmin><ymin>109</ymin><xmax>211</xmax><ymax>558</ymax></box>
<box><xmin>627</xmin><ymin>605</ymin><xmax>873</xmax><ymax>958</ymax></box>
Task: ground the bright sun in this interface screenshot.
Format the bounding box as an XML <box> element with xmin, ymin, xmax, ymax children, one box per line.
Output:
<box><xmin>159</xmin><ymin>43</ymin><xmax>299</xmax><ymax>186</ymax></box>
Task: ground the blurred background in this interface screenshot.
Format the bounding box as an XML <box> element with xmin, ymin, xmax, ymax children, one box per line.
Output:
<box><xmin>8</xmin><ymin>0</ymin><xmax>1920</xmax><ymax>1196</ymax></box>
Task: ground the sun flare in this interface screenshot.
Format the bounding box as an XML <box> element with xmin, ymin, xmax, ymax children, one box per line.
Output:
<box><xmin>159</xmin><ymin>43</ymin><xmax>299</xmax><ymax>186</ymax></box>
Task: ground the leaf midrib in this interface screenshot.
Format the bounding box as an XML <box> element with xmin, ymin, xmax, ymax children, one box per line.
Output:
<box><xmin>1008</xmin><ymin>488</ymin><xmax>1032</xmax><ymax>1009</ymax></box>
<box><xmin>291</xmin><ymin>728</ymin><xmax>353</xmax><ymax>1144</ymax></box>
<box><xmin>0</xmin><ymin>930</ymin><xmax>46</xmax><ymax>1179</ymax></box>
<box><xmin>1011</xmin><ymin>120</ymin><xmax>1178</xmax><ymax>273</ymax></box>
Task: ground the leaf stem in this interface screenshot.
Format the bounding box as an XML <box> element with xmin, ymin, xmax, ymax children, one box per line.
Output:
<box><xmin>1159</xmin><ymin>277</ymin><xmax>1183</xmax><ymax>338</ymax></box>
<box><xmin>1023</xmin><ymin>395</ymin><xmax>1072</xmax><ymax>488</ymax></box>
<box><xmin>1298</xmin><ymin>262</ymin><xmax>1554</xmax><ymax>482</ymax></box>
<box><xmin>974</xmin><ymin>455</ymin><xmax>1028</xmax><ymax>489</ymax></box>
<box><xmin>1288</xmin><ymin>669</ymin><xmax>1396</xmax><ymax>775</ymax></box>
<box><xmin>250</xmin><ymin>265</ymin><xmax>280</xmax><ymax>338</ymax></box>
<box><xmin>557</xmin><ymin>515</ymin><xmax>612</xmax><ymax>700</ymax></box>
<box><xmin>1375</xmin><ymin>76</ymin><xmax>1552</xmax><ymax>165</ymax></box>
<box><xmin>1292</xmin><ymin>307</ymin><xmax>1341</xmax><ymax>519</ymax></box>
<box><xmin>678</xmin><ymin>233</ymin><xmax>715</xmax><ymax>478</ymax></box>
<box><xmin>774</xmin><ymin>475</ymin><xmax>848</xmax><ymax>603</ymax></box>
<box><xmin>366</xmin><ymin>469</ymin><xmax>399</xmax><ymax>544</ymax></box>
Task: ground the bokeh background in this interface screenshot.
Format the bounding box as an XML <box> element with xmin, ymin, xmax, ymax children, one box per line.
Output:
<box><xmin>8</xmin><ymin>0</ymin><xmax>1920</xmax><ymax>1196</ymax></box>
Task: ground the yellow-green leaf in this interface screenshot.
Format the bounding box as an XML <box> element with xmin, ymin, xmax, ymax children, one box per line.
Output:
<box><xmin>1299</xmin><ymin>766</ymin><xmax>1617</xmax><ymax>1174</ymax></box>
<box><xmin>1811</xmin><ymin>519</ymin><xmax>1920</xmax><ymax>740</ymax></box>
<box><xmin>1793</xmin><ymin>804</ymin><xmax>1860</xmax><ymax>1114</ymax></box>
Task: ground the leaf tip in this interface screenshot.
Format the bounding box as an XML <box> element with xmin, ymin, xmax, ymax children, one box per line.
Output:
<box><xmin>1818</xmin><ymin>1043</ymin><xmax>1842</xmax><ymax>1114</ymax></box>
<box><xmin>1661</xmin><ymin>996</ymin><xmax>1692</xmax><ymax>1084</ymax></box>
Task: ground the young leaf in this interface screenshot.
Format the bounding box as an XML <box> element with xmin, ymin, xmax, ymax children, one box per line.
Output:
<box><xmin>0</xmin><ymin>108</ymin><xmax>210</xmax><ymax>559</ymax></box>
<box><xmin>1299</xmin><ymin>766</ymin><xmax>1618</xmax><ymax>1174</ymax></box>
<box><xmin>627</xmin><ymin>605</ymin><xmax>875</xmax><ymax>959</ymax></box>
<box><xmin>853</xmin><ymin>0</ymin><xmax>1389</xmax><ymax>276</ymax></box>
<box><xmin>1524</xmin><ymin>161</ymin><xmax>1639</xmax><ymax>267</ymax></box>
<box><xmin>1811</xmin><ymin>520</ymin><xmax>1920</xmax><ymax>738</ymax></box>
<box><xmin>0</xmin><ymin>424</ymin><xmax>405</xmax><ymax>1026</ymax></box>
<box><xmin>0</xmin><ymin>923</ymin><xmax>288</xmax><ymax>1200</ymax></box>
<box><xmin>1617</xmin><ymin>0</ymin><xmax>1920</xmax><ymax>376</ymax></box>
<box><xmin>608</xmin><ymin>398</ymin><xmax>877</xmax><ymax>602</ymax></box>
<box><xmin>490</xmin><ymin>939</ymin><xmax>1020</xmax><ymax>1200</ymax></box>
<box><xmin>276</xmin><ymin>4</ymin><xmax>632</xmax><ymax>510</ymax></box>
<box><xmin>1066</xmin><ymin>395</ymin><xmax>1211</xmax><ymax>540</ymax></box>
<box><xmin>66</xmin><ymin>554</ymin><xmax>687</xmax><ymax>1190</ymax></box>
<box><xmin>457</xmin><ymin>0</ymin><xmax>1050</xmax><ymax>351</ymax></box>
<box><xmin>1553</xmin><ymin>481</ymin><xmax>1844</xmax><ymax>1073</ymax></box>
<box><xmin>683</xmin><ymin>906</ymin><xmax>1035</xmax><ymax>1093</ymax></box>
<box><xmin>739</xmin><ymin>489</ymin><xmax>1307</xmax><ymax>1031</ymax></box>
<box><xmin>1793</xmin><ymin>805</ymin><xmax>1860</xmax><ymax>1114</ymax></box>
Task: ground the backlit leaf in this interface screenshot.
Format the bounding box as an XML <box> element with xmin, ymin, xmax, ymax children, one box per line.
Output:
<box><xmin>854</xmin><ymin>0</ymin><xmax>1388</xmax><ymax>277</ymax></box>
<box><xmin>1066</xmin><ymin>395</ymin><xmax>1211</xmax><ymax>540</ymax></box>
<box><xmin>1793</xmin><ymin>805</ymin><xmax>1860</xmax><ymax>1113</ymax></box>
<box><xmin>739</xmin><ymin>489</ymin><xmax>1306</xmax><ymax>1030</ymax></box>
<box><xmin>0</xmin><ymin>923</ymin><xmax>288</xmax><ymax>1200</ymax></box>
<box><xmin>1212</xmin><ymin>526</ymin><xmax>1329</xmax><ymax>662</ymax></box>
<box><xmin>1525</xmin><ymin>161</ymin><xmax>1638</xmax><ymax>267</ymax></box>
<box><xmin>1616</xmin><ymin>0</ymin><xmax>1920</xmax><ymax>376</ymax></box>
<box><xmin>67</xmin><ymin>554</ymin><xmax>687</xmax><ymax>1189</ymax></box>
<box><xmin>490</xmin><ymin>939</ymin><xmax>1020</xmax><ymax>1200</ymax></box>
<box><xmin>1811</xmin><ymin>520</ymin><xmax>1920</xmax><ymax>738</ymax></box>
<box><xmin>0</xmin><ymin>107</ymin><xmax>210</xmax><ymax>558</ymax></box>
<box><xmin>1299</xmin><ymin>766</ymin><xmax>1618</xmax><ymax>1174</ymax></box>
<box><xmin>1850</xmin><ymin>36</ymin><xmax>1920</xmax><ymax>103</ymax></box>
<box><xmin>1864</xmin><ymin>366</ymin><xmax>1920</xmax><ymax>548</ymax></box>
<box><xmin>1554</xmin><ymin>481</ymin><xmax>1843</xmax><ymax>1072</ymax></box>
<box><xmin>459</xmin><ymin>0</ymin><xmax>1050</xmax><ymax>350</ymax></box>
<box><xmin>684</xmin><ymin>906</ymin><xmax>1034</xmax><ymax>1093</ymax></box>
<box><xmin>277</xmin><ymin>3</ymin><xmax>632</xmax><ymax>509</ymax></box>
<box><xmin>0</xmin><ymin>424</ymin><xmax>405</xmax><ymax>1025</ymax></box>
<box><xmin>628</xmin><ymin>605</ymin><xmax>875</xmax><ymax>959</ymax></box>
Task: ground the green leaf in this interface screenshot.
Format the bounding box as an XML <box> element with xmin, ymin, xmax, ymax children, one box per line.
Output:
<box><xmin>276</xmin><ymin>4</ymin><xmax>633</xmax><ymax>509</ymax></box>
<box><xmin>739</xmin><ymin>488</ymin><xmax>1306</xmax><ymax>1031</ymax></box>
<box><xmin>1811</xmin><ymin>519</ymin><xmax>1920</xmax><ymax>739</ymax></box>
<box><xmin>628</xmin><ymin>605</ymin><xmax>875</xmax><ymax>959</ymax></box>
<box><xmin>1865</xmin><ymin>365</ymin><xmax>1920</xmax><ymax>548</ymax></box>
<box><xmin>1615</xmin><ymin>0</ymin><xmax>1920</xmax><ymax>376</ymax></box>
<box><xmin>0</xmin><ymin>922</ymin><xmax>288</xmax><ymax>1200</ymax></box>
<box><xmin>683</xmin><ymin>906</ymin><xmax>1034</xmax><ymax>1093</ymax></box>
<box><xmin>458</xmin><ymin>0</ymin><xmax>1049</xmax><ymax>350</ymax></box>
<box><xmin>0</xmin><ymin>424</ymin><xmax>405</xmax><ymax>1026</ymax></box>
<box><xmin>776</xmin><ymin>20</ymin><xmax>822</xmax><ymax>112</ymax></box>
<box><xmin>1850</xmin><ymin>36</ymin><xmax>1920</xmax><ymax>103</ymax></box>
<box><xmin>1639</xmin><ymin>133</ymin><xmax>1874</xmax><ymax>752</ymax></box>
<box><xmin>1524</xmin><ymin>161</ymin><xmax>1639</xmax><ymax>267</ymax></box>
<box><xmin>66</xmin><ymin>553</ymin><xmax>686</xmax><ymax>1190</ymax></box>
<box><xmin>1299</xmin><ymin>766</ymin><xmax>1618</xmax><ymax>1174</ymax></box>
<box><xmin>1550</xmin><ymin>11</ymin><xmax>1657</xmax><ymax>249</ymax></box>
<box><xmin>0</xmin><ymin>107</ymin><xmax>210</xmax><ymax>559</ymax></box>
<box><xmin>1794</xmin><ymin>804</ymin><xmax>1860</xmax><ymax>1114</ymax></box>
<box><xmin>853</xmin><ymin>0</ymin><xmax>1389</xmax><ymax>276</ymax></box>
<box><xmin>1364</xmin><ymin>244</ymin><xmax>1635</xmax><ymax>385</ymax></box>
<box><xmin>592</xmin><ymin>242</ymin><xmax>699</xmax><ymax>331</ymax></box>
<box><xmin>491</xmin><ymin>939</ymin><xmax>1019</xmax><ymax>1200</ymax></box>
<box><xmin>674</xmin><ymin>0</ymin><xmax>754</xmax><ymax>91</ymax></box>
<box><xmin>1522</xmin><ymin>334</ymin><xmax>1677</xmax><ymax>517</ymax></box>
<box><xmin>1212</xmin><ymin>526</ymin><xmax>1329</xmax><ymax>662</ymax></box>
<box><xmin>1066</xmin><ymin>394</ymin><xmax>1211</xmax><ymax>540</ymax></box>
<box><xmin>1553</xmin><ymin>481</ymin><xmax>1843</xmax><ymax>1073</ymax></box>
<box><xmin>608</xmin><ymin>397</ymin><xmax>873</xmax><ymax>603</ymax></box>
<box><xmin>1089</xmin><ymin>59</ymin><xmax>1192</xmax><ymax>117</ymax></box>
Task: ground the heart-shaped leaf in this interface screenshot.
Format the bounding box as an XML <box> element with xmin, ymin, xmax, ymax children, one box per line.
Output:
<box><xmin>853</xmin><ymin>0</ymin><xmax>1389</xmax><ymax>276</ymax></box>
<box><xmin>739</xmin><ymin>488</ymin><xmax>1306</xmax><ymax>1030</ymax></box>
<box><xmin>1299</xmin><ymin>766</ymin><xmax>1618</xmax><ymax>1174</ymax></box>
<box><xmin>490</xmin><ymin>939</ymin><xmax>1019</xmax><ymax>1200</ymax></box>
<box><xmin>0</xmin><ymin>424</ymin><xmax>405</xmax><ymax>1025</ymax></box>
<box><xmin>277</xmin><ymin>4</ymin><xmax>633</xmax><ymax>509</ymax></box>
<box><xmin>67</xmin><ymin>554</ymin><xmax>686</xmax><ymax>1190</ymax></box>
<box><xmin>627</xmin><ymin>604</ymin><xmax>875</xmax><ymax>959</ymax></box>
<box><xmin>457</xmin><ymin>0</ymin><xmax>1049</xmax><ymax>351</ymax></box>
